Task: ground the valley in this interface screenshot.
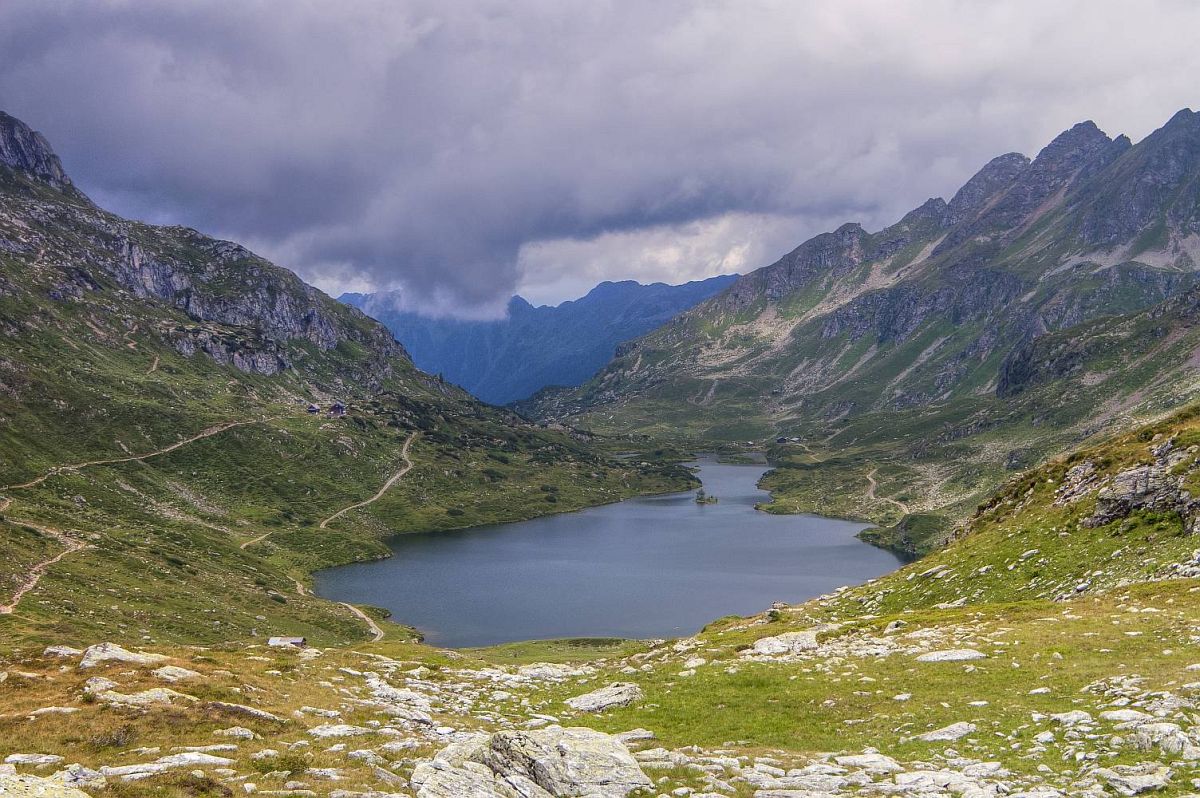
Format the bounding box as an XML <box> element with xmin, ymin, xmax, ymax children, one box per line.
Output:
<box><xmin>4</xmin><ymin>98</ymin><xmax>1200</xmax><ymax>798</ymax></box>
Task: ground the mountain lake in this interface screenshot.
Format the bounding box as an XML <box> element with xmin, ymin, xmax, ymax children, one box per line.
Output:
<box><xmin>314</xmin><ymin>457</ymin><xmax>906</xmax><ymax>647</ymax></box>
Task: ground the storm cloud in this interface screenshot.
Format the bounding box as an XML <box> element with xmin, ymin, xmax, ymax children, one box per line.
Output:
<box><xmin>1</xmin><ymin>1</ymin><xmax>1198</xmax><ymax>314</ymax></box>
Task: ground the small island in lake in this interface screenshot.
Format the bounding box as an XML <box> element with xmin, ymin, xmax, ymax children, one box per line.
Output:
<box><xmin>695</xmin><ymin>487</ymin><xmax>718</xmax><ymax>504</ymax></box>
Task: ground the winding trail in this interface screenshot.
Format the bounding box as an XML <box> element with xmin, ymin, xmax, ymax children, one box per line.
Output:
<box><xmin>239</xmin><ymin>530</ymin><xmax>275</xmax><ymax>550</ymax></box>
<box><xmin>3</xmin><ymin>418</ymin><xmax>274</xmax><ymax>491</ymax></box>
<box><xmin>340</xmin><ymin>601</ymin><xmax>385</xmax><ymax>642</ymax></box>
<box><xmin>318</xmin><ymin>432</ymin><xmax>418</xmax><ymax>529</ymax></box>
<box><xmin>0</xmin><ymin>499</ymin><xmax>90</xmax><ymax>615</ymax></box>
<box><xmin>292</xmin><ymin>577</ymin><xmax>382</xmax><ymax>641</ymax></box>
<box><xmin>866</xmin><ymin>467</ymin><xmax>911</xmax><ymax>515</ymax></box>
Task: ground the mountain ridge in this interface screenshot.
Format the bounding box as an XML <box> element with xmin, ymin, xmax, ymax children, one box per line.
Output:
<box><xmin>520</xmin><ymin>107</ymin><xmax>1200</xmax><ymax>552</ymax></box>
<box><xmin>341</xmin><ymin>274</ymin><xmax>736</xmax><ymax>404</ymax></box>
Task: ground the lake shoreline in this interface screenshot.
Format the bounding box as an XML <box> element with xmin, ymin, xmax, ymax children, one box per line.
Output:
<box><xmin>314</xmin><ymin>457</ymin><xmax>905</xmax><ymax>648</ymax></box>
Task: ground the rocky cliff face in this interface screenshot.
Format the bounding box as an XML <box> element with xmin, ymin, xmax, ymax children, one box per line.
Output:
<box><xmin>0</xmin><ymin>110</ymin><xmax>408</xmax><ymax>379</ymax></box>
<box><xmin>0</xmin><ymin>111</ymin><xmax>72</xmax><ymax>190</ymax></box>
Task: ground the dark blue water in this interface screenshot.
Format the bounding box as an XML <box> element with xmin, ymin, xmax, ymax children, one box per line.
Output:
<box><xmin>314</xmin><ymin>459</ymin><xmax>903</xmax><ymax>647</ymax></box>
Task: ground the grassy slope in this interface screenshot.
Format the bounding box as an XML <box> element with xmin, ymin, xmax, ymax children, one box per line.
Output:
<box><xmin>0</xmin><ymin>169</ymin><xmax>696</xmax><ymax>649</ymax></box>
<box><xmin>4</xmin><ymin>408</ymin><xmax>1200</xmax><ymax>797</ymax></box>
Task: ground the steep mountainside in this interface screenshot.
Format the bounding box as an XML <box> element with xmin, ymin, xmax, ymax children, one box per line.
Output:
<box><xmin>0</xmin><ymin>110</ymin><xmax>692</xmax><ymax>646</ymax></box>
<box><xmin>341</xmin><ymin>275</ymin><xmax>736</xmax><ymax>405</ymax></box>
<box><xmin>523</xmin><ymin>109</ymin><xmax>1200</xmax><ymax>552</ymax></box>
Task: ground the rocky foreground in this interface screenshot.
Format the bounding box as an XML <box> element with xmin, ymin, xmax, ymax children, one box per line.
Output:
<box><xmin>4</xmin><ymin>585</ymin><xmax>1200</xmax><ymax>798</ymax></box>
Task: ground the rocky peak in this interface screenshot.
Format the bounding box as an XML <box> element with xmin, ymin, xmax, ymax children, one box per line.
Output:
<box><xmin>0</xmin><ymin>111</ymin><xmax>72</xmax><ymax>189</ymax></box>
<box><xmin>946</xmin><ymin>153</ymin><xmax>1030</xmax><ymax>224</ymax></box>
<box><xmin>1075</xmin><ymin>109</ymin><xmax>1200</xmax><ymax>248</ymax></box>
<box><xmin>1030</xmin><ymin>120</ymin><xmax>1113</xmax><ymax>173</ymax></box>
<box><xmin>936</xmin><ymin>122</ymin><xmax>1115</xmax><ymax>255</ymax></box>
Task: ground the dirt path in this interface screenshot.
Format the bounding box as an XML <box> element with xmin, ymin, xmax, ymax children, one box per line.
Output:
<box><xmin>239</xmin><ymin>530</ymin><xmax>275</xmax><ymax>550</ymax></box>
<box><xmin>318</xmin><ymin>432</ymin><xmax>418</xmax><ymax>529</ymax></box>
<box><xmin>0</xmin><ymin>514</ymin><xmax>90</xmax><ymax>615</ymax></box>
<box><xmin>3</xmin><ymin>418</ymin><xmax>274</xmax><ymax>491</ymax></box>
<box><xmin>866</xmin><ymin>467</ymin><xmax>911</xmax><ymax>515</ymax></box>
<box><xmin>340</xmin><ymin>601</ymin><xmax>384</xmax><ymax>641</ymax></box>
<box><xmin>147</xmin><ymin>355</ymin><xmax>159</xmax><ymax>374</ymax></box>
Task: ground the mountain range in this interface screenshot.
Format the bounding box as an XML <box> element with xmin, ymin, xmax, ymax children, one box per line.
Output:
<box><xmin>341</xmin><ymin>275</ymin><xmax>736</xmax><ymax>405</ymax></box>
<box><xmin>6</xmin><ymin>103</ymin><xmax>1200</xmax><ymax>798</ymax></box>
<box><xmin>522</xmin><ymin>108</ymin><xmax>1200</xmax><ymax>552</ymax></box>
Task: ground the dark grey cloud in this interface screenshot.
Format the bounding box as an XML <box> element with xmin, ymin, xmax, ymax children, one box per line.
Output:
<box><xmin>1</xmin><ymin>0</ymin><xmax>1198</xmax><ymax>314</ymax></box>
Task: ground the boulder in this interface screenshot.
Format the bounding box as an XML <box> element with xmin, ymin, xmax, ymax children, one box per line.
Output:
<box><xmin>153</xmin><ymin>665</ymin><xmax>201</xmax><ymax>683</ymax></box>
<box><xmin>916</xmin><ymin>649</ymin><xmax>987</xmax><ymax>662</ymax></box>
<box><xmin>307</xmin><ymin>724</ymin><xmax>375</xmax><ymax>738</ymax></box>
<box><xmin>48</xmin><ymin>765</ymin><xmax>105</xmax><ymax>790</ymax></box>
<box><xmin>834</xmin><ymin>752</ymin><xmax>903</xmax><ymax>773</ymax></box>
<box><xmin>1095</xmin><ymin>765</ymin><xmax>1173</xmax><ymax>796</ymax></box>
<box><xmin>100</xmin><ymin>753</ymin><xmax>234</xmax><ymax>782</ymax></box>
<box><xmin>915</xmin><ymin>721</ymin><xmax>977</xmax><ymax>742</ymax></box>
<box><xmin>0</xmin><ymin>772</ymin><xmax>92</xmax><ymax>798</ymax></box>
<box><xmin>78</xmin><ymin>643</ymin><xmax>166</xmax><ymax>669</ymax></box>
<box><xmin>412</xmin><ymin>726</ymin><xmax>651</xmax><ymax>798</ymax></box>
<box><xmin>748</xmin><ymin>631</ymin><xmax>820</xmax><ymax>656</ymax></box>
<box><xmin>564</xmin><ymin>682</ymin><xmax>643</xmax><ymax>713</ymax></box>
<box><xmin>41</xmin><ymin>647</ymin><xmax>81</xmax><ymax>659</ymax></box>
<box><xmin>4</xmin><ymin>756</ymin><xmax>63</xmax><ymax>768</ymax></box>
<box><xmin>97</xmin><ymin>688</ymin><xmax>196</xmax><ymax>707</ymax></box>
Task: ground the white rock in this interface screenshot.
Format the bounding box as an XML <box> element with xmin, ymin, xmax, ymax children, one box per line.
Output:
<box><xmin>1049</xmin><ymin>710</ymin><xmax>1093</xmax><ymax>727</ymax></box>
<box><xmin>1095</xmin><ymin>765</ymin><xmax>1172</xmax><ymax>795</ymax></box>
<box><xmin>748</xmin><ymin>631</ymin><xmax>819</xmax><ymax>656</ymax></box>
<box><xmin>0</xmin><ymin>772</ymin><xmax>92</xmax><ymax>798</ymax></box>
<box><xmin>1101</xmin><ymin>709</ymin><xmax>1153</xmax><ymax>724</ymax></box>
<box><xmin>834</xmin><ymin>752</ymin><xmax>902</xmax><ymax>773</ymax></box>
<box><xmin>565</xmin><ymin>682</ymin><xmax>644</xmax><ymax>713</ymax></box>
<box><xmin>98</xmin><ymin>688</ymin><xmax>196</xmax><ymax>707</ymax></box>
<box><xmin>153</xmin><ymin>665</ymin><xmax>201</xmax><ymax>683</ymax></box>
<box><xmin>916</xmin><ymin>649</ymin><xmax>987</xmax><ymax>662</ymax></box>
<box><xmin>307</xmin><ymin>724</ymin><xmax>375</xmax><ymax>738</ymax></box>
<box><xmin>915</xmin><ymin>721</ymin><xmax>977</xmax><ymax>742</ymax></box>
<box><xmin>42</xmin><ymin>646</ymin><xmax>82</xmax><ymax>659</ymax></box>
<box><xmin>213</xmin><ymin>727</ymin><xmax>259</xmax><ymax>740</ymax></box>
<box><xmin>4</xmin><ymin>755</ymin><xmax>64</xmax><ymax>768</ymax></box>
<box><xmin>82</xmin><ymin>677</ymin><xmax>117</xmax><ymax>695</ymax></box>
<box><xmin>78</xmin><ymin>642</ymin><xmax>167</xmax><ymax>669</ymax></box>
<box><xmin>49</xmin><ymin>764</ymin><xmax>105</xmax><ymax>790</ymax></box>
<box><xmin>411</xmin><ymin>726</ymin><xmax>650</xmax><ymax>798</ymax></box>
<box><xmin>100</xmin><ymin>753</ymin><xmax>235</xmax><ymax>781</ymax></box>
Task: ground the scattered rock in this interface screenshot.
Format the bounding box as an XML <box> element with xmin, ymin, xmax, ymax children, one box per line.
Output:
<box><xmin>153</xmin><ymin>665</ymin><xmax>201</xmax><ymax>683</ymax></box>
<box><xmin>564</xmin><ymin>682</ymin><xmax>644</xmax><ymax>713</ymax></box>
<box><xmin>915</xmin><ymin>722</ymin><xmax>977</xmax><ymax>742</ymax></box>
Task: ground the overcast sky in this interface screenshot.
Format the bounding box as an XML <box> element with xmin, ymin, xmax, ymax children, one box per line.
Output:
<box><xmin>1</xmin><ymin>1</ymin><xmax>1198</xmax><ymax>316</ymax></box>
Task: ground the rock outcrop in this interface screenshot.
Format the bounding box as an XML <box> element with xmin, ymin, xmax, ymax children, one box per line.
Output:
<box><xmin>0</xmin><ymin>112</ymin><xmax>72</xmax><ymax>190</ymax></box>
<box><xmin>0</xmin><ymin>772</ymin><xmax>90</xmax><ymax>798</ymax></box>
<box><xmin>411</xmin><ymin>726</ymin><xmax>651</xmax><ymax>798</ymax></box>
